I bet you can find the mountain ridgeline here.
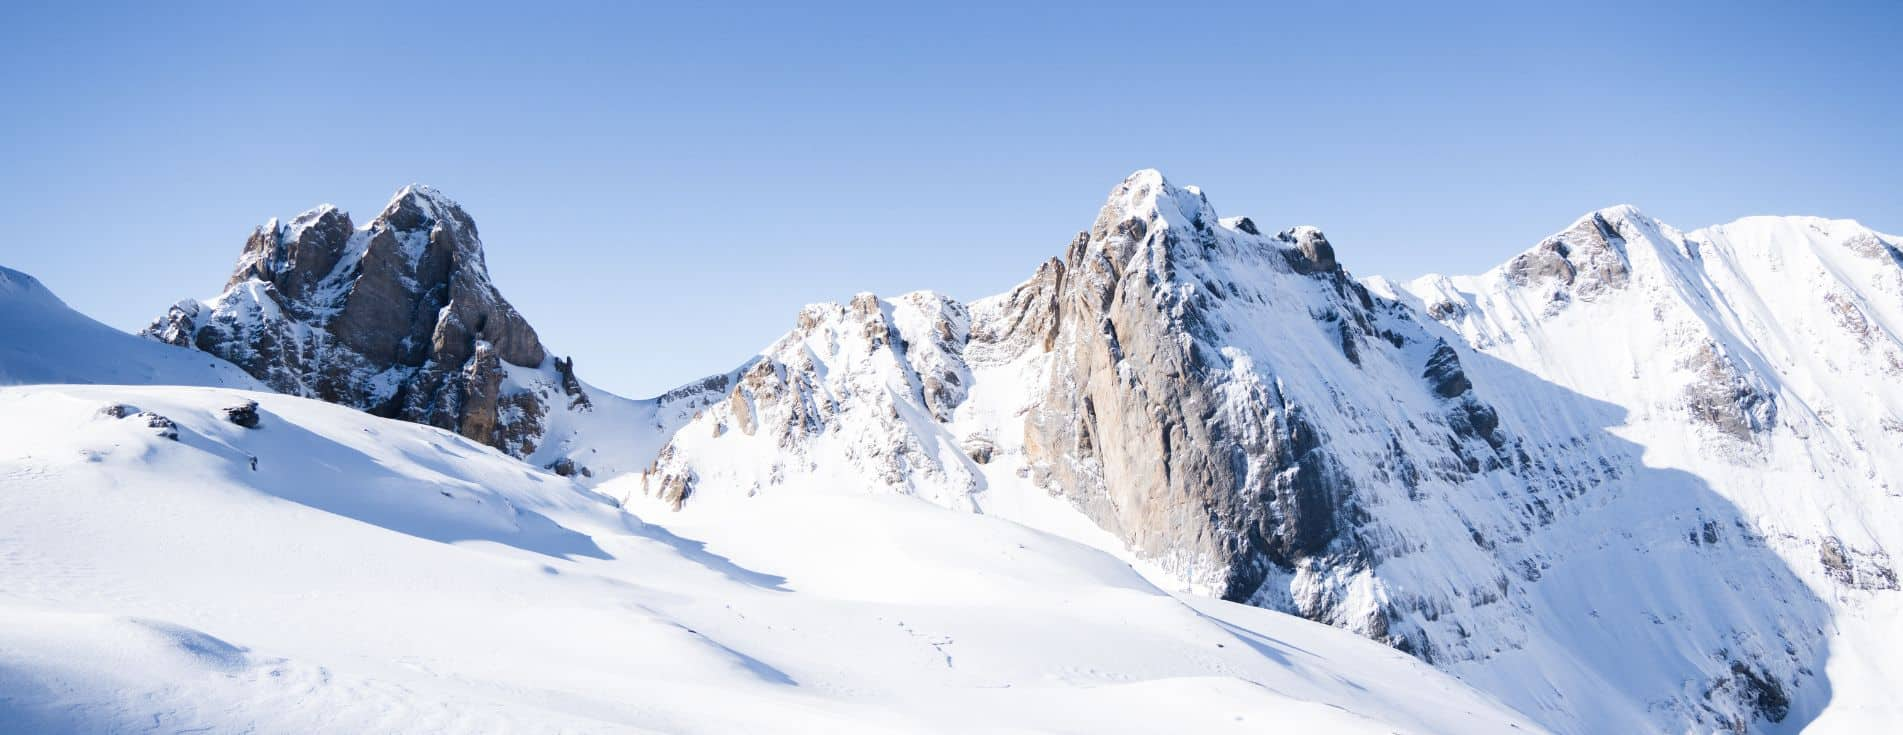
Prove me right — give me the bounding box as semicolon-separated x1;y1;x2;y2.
138;173;1903;734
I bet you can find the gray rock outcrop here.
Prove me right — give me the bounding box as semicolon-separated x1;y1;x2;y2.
145;185;577;457
222;400;261;428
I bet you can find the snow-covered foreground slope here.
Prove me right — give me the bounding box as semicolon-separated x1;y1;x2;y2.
0;382;1540;733
0;266;260;389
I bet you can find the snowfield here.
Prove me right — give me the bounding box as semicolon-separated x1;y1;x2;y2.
0;384;1538;733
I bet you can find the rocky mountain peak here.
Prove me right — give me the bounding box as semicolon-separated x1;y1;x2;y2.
1585;202;1651;225
1079;170;1351;286
1489;204;1662;302
377;184;480;242
146;185;563;457
1084;169;1220;263
226;204;353;300
1279;225;1338;273
1101;169;1213;223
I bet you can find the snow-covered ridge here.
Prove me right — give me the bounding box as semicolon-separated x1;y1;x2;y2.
1391;207;1903;732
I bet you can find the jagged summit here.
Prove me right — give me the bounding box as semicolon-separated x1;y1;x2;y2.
1395;204;1675;313
1082;169;1343;279
1580;202;1650;223
146;185;559;457
390;182;460;207
1095;169;1223;236
378;184;481;242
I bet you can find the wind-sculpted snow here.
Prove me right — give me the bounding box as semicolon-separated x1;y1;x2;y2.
635;172;1861;732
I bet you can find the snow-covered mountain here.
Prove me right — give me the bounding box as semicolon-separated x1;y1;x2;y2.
1387;208;1903;732
0;273;1537;733
4;171;1898;733
628;172;1900;733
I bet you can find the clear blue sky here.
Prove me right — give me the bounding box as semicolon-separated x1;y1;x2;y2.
4;2;1898;397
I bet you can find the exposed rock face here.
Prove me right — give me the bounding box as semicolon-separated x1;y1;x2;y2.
135;411;178;440
640;290;981;511
553;356;592;410
221;400;261;428
1015;174;1377;602
1501;210;1632;303
145;186;576;457
1282;225;1338;273
544;457;591;478
1422;340;1472;398
94;403;178;440
1678;341;1777;442
1818;537;1901;591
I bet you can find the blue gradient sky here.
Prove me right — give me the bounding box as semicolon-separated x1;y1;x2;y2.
4;1;1898;397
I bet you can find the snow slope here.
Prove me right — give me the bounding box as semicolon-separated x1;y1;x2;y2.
0;266;260;389
504;358;733;484
1390;209;1903;732
0;383;1539;734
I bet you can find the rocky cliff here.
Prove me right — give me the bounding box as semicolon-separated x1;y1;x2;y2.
147;186;589;462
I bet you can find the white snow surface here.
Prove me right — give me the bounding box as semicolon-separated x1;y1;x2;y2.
1390;209;1903;732
0;266;261;389
0;267;1537;731
0;383;1536;734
